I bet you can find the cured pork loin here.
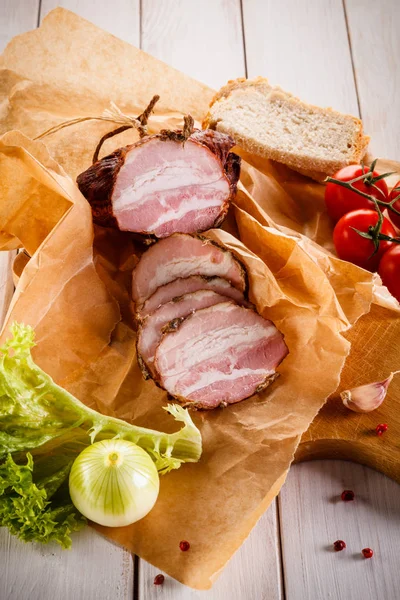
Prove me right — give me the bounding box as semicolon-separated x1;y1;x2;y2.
139;275;248;319
154;302;288;409
137;290;229;378
131;232;287;409
131;233;247;308
77;129;241;238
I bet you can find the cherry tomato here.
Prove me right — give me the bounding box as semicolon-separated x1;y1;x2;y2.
378;245;400;302
388;180;400;230
333;209;396;272
325;165;389;222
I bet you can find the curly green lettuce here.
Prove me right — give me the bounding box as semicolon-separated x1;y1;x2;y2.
0;454;86;548
0;323;202;548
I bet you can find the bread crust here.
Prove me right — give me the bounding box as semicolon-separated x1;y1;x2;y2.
203;77;370;180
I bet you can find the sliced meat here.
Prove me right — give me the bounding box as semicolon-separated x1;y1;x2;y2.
137;290;230;379
131;233;248;307
138;275;248;319
77;130;241;238
155;302;288;409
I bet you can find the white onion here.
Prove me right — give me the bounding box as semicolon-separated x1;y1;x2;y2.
69;439;159;527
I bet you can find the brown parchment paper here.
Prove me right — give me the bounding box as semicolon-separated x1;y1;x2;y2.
0;8;398;589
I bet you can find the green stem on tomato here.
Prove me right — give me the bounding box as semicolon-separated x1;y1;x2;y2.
325;177;400;218
391;190;400;204
349;195;400;259
370;197;383;255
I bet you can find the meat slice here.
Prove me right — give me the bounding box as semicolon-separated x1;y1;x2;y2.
77;130;241;238
137;290;230;378
138;275;247;319
131;233;247;307
155;302;288;409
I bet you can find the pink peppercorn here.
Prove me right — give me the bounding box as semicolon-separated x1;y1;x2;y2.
333;540;346;552
376;423;388;436
179;540;190;552
341;490;355;502
154;574;165;585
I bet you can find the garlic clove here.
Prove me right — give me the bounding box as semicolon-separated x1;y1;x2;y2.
341;371;399;413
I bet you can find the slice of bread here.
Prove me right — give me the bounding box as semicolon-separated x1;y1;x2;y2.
203;77;369;181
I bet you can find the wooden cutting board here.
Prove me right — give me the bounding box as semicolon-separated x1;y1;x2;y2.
297;303;400;483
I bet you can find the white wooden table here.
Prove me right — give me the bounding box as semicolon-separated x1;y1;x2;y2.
1;1;400;599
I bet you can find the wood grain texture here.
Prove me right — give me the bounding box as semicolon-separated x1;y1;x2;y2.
298;304;400;483
0;0;39;52
40;0;140;45
344;0;400;159
297;0;400;484
141;0;246;89
242;0;359;114
280;461;400;600
139;507;282;600
138;1;283;594
0;528;134;600
0;5;137;599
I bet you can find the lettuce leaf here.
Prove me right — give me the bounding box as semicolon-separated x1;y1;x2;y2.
0;454;86;549
0;322;202;547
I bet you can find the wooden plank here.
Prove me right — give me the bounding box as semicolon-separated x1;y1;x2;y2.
242;0;359;114
139;506;283;599
0;5;136;600
344;0;400;158
297;0;400;483
240;2;357;597
40;0;140;46
0;0;39;52
239;4;400;600
141;0;246;89
0;528;134;600
279;461;400;600
138;1;282;595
